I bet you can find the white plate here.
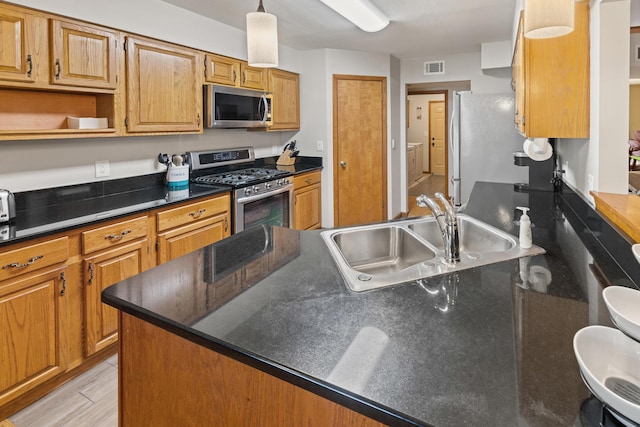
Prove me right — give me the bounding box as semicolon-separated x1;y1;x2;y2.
603;286;640;342
574;326;640;424
633;244;640;265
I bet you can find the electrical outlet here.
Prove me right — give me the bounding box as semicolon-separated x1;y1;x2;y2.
391;139;396;149
316;140;324;151
95;160;110;178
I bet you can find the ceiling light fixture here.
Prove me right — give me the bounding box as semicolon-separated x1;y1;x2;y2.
319;0;389;33
246;0;279;68
524;0;574;39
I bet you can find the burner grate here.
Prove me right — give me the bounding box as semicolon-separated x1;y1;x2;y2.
192;168;289;187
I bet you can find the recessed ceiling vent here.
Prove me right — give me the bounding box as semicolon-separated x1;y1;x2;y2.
424;61;445;75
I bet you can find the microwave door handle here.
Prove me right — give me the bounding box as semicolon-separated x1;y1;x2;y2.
259;94;268;124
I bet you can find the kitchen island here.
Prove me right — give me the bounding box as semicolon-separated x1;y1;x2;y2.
102;183;639;426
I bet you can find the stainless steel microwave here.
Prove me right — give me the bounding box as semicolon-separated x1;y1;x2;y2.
204;85;272;128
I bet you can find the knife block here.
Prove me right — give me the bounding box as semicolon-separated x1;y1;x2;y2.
276;150;296;166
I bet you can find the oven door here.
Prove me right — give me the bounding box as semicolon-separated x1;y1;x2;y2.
234;184;293;233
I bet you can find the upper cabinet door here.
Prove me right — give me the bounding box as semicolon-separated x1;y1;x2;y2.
268;69;300;131
204;53;238;86
125;36;201;133
50;19;117;90
0;9;35;83
239;63;266;91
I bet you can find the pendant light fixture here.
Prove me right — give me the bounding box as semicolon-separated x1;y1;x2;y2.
246;0;279;68
319;0;389;33
524;0;574;39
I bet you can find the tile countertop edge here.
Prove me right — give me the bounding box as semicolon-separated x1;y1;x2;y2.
101;294;428;427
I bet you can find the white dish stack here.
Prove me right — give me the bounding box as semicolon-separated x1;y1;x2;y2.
574;285;640;426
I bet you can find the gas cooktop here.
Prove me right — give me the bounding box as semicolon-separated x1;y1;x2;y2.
192;168;289;188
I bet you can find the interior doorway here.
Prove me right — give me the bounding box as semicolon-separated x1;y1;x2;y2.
406;91;447;217
405;81;471;217
333;74;387;227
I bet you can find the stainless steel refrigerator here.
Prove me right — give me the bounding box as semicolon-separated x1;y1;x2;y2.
450;91;528;207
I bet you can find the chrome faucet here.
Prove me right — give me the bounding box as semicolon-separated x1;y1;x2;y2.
416;192;461;263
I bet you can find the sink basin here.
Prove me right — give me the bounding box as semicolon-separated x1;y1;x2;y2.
321;214;545;292
409;216;515;253
331;225;436;275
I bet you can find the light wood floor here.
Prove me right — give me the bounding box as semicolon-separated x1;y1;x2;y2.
408;174;446;217
8;355;118;427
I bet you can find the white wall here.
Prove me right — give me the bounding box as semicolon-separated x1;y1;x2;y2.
1;0;300;192
557;0;630;201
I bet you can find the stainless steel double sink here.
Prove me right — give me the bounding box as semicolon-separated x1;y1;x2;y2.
321;214;545;292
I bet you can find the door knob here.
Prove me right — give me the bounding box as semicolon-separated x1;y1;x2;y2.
340;161;347;168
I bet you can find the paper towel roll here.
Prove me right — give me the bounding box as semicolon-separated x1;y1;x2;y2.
523;138;553;161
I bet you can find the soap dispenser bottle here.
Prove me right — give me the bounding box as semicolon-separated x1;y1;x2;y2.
517;207;532;249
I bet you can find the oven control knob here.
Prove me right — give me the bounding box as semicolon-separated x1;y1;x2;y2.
284;178;290;185
265;182;272;189
244;188;252;196
252;186;260;193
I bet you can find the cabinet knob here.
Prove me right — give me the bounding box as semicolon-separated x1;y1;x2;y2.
340;161;347;168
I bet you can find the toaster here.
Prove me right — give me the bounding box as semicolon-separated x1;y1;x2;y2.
0;189;16;223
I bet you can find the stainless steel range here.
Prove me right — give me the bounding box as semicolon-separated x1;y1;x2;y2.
187;147;293;234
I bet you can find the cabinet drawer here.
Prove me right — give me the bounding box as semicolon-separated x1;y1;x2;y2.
294;171;321;188
0;237;69;282
82;216;148;255
157;195;230;232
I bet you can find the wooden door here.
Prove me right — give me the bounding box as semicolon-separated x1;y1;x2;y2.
50;19;117;89
126;36;201;132
0;8;35;83
84;241;146;356
0;267;67;406
333;75;387;227
429;101;446;176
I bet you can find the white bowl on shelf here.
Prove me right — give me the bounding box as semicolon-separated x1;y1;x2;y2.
603;286;640;342
573;325;640;425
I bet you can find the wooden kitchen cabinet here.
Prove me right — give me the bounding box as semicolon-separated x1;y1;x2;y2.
204;53;267;91
125;35;202;133
268;68;300;131
512;1;590;138
156;194;231;264
81;216;150;356
293;171;322;230
50;19;118;90
0;234;71;408
0;3;118;139
0;6;42;84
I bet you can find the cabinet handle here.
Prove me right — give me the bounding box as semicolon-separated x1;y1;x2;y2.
105;229;132;240
197;113;201;126
189;209;206;219
60;272;67;296
232;68;237;84
54;59;61;80
2;255;44;270
224;217;228;232
305;178;312;184
510;78;515;92
26;54;33;77
242;71;246;85
88;262;94;284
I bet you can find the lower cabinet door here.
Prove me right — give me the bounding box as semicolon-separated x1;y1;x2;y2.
0;267;68;406
156;214;230;264
294;184;321;230
84;240;147;356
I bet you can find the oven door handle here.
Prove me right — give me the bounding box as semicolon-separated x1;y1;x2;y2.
236;184;293;205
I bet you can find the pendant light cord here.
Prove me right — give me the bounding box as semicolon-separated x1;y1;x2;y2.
257;0;265;13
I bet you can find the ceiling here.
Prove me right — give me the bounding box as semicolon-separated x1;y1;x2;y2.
160;0;517;59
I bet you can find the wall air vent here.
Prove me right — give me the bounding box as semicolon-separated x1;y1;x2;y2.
424;61;445;75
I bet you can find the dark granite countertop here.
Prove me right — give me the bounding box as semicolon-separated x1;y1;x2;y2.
0;157;322;247
102;182;639;427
